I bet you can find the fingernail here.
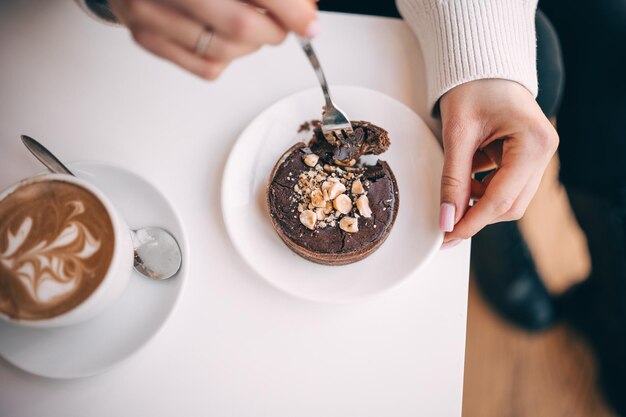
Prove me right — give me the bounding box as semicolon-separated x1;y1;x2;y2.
306;20;320;38
441;239;462;250
439;203;456;232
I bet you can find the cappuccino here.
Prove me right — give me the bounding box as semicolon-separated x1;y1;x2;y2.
0;179;115;321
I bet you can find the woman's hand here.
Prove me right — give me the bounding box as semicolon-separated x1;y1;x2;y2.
108;0;318;79
438;79;559;247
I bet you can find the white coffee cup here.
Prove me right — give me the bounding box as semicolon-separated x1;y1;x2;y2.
0;174;133;327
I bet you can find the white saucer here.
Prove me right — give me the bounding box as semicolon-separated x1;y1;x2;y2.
0;162;188;379
222;86;443;303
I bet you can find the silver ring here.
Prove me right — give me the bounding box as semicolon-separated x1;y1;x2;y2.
195;29;214;56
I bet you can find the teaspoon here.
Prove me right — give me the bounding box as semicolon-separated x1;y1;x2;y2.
20;134;182;281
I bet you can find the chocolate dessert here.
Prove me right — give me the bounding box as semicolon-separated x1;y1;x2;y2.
268;121;399;265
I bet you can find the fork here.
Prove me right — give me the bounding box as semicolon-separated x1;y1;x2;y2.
298;36;354;145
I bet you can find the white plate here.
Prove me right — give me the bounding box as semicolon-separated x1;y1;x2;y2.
0;162;188;379
222;86;443;303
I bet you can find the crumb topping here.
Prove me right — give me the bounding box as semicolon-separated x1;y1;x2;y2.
290;152;372;233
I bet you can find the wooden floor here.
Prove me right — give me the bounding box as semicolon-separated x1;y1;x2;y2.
462;157;617;417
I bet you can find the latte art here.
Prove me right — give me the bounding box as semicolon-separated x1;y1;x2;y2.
0;180;115;320
1;201;102;303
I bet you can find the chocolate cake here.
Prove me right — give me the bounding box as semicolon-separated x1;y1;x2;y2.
267;121;399;265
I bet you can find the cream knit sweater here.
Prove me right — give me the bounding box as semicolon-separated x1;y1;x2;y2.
79;0;539;113
396;0;538;112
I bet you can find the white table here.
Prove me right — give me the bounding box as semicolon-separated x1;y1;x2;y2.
0;3;470;416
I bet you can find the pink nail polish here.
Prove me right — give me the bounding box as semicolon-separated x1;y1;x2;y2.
441;239;462;250
306;20;320;38
439;203;456;232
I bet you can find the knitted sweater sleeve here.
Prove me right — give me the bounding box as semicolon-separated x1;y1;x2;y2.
395;0;539;114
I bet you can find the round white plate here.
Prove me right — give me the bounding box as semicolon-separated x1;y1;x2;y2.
222;86;443;303
0;162;188;379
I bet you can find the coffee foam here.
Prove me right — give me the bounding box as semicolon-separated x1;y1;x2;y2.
0;179;115;320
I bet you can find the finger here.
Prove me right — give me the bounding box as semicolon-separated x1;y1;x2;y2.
492;171;544;222
167;0;287;46
443;203;470;243
203;35;261;61
472;148;497;173
251;0;318;36
447;162;533;239
126;2;262;61
439;121;481;232
132;30;227;80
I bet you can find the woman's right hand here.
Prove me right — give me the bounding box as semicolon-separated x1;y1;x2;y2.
108;0;319;79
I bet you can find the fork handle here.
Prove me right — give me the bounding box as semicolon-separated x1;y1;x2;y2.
297;36;335;110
